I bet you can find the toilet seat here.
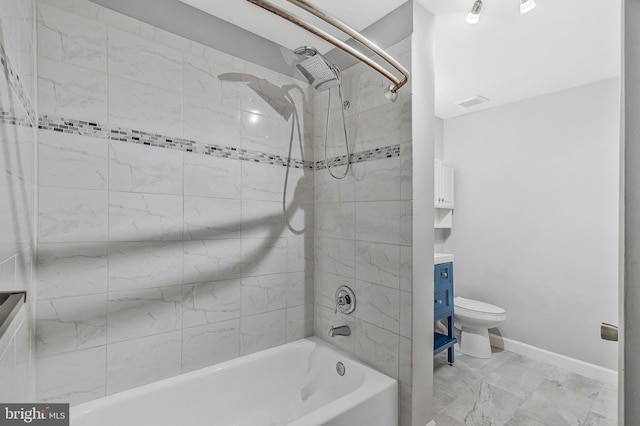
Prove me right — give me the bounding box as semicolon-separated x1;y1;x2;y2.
454;296;505;316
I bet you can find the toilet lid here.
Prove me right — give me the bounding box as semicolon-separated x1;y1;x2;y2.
454;297;505;315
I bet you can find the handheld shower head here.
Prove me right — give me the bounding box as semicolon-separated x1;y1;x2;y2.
294;46;340;92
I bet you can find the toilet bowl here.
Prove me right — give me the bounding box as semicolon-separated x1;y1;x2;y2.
454;296;506;359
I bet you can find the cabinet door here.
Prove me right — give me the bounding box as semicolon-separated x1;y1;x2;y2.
439;163;454;209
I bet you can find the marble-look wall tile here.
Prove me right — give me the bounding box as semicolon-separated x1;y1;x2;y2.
354;157;401;202
183;153;241;199
354;95;411;152
36;295;107;356
287;304;313;342
241;161;286;202
107;241;183;291
314;168;355;203
315;237;355;278
108;192;183;241
182;279;241;328
109;141;183;195
399;246;412;293
354;319;399;379
400;291;412;339
108;27;181;91
315;202;355;239
183;97;241;148
181;319;240;373
355;280;400;333
0;257;16;289
0;341;16;403
37;2;107;72
355;201;401;245
241;237;287;277
37;242;107;299
183;239;242;284
400;142;412;201
39;130;108;190
399;336;412;385
182;54;240;109
108;75;181;137
39;187;108;243
38;57;107;124
36;346;106;405
184;197;242;240
106;331;181;395
400;201;412;246
285;167;314;204
241;200;284;239
355;241;400;289
399;382;412;426
241;111;291;158
240;274;287;316
138;23;190;53
287;235;313;273
240;309;286;356
106;286;182;343
286;270;314;307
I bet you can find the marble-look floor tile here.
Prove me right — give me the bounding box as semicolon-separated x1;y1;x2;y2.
444;381;525;426
505;412;548;426
515;377;597;425
589;383;617;421
433;359;483;414
583;412;617;426
432;410;465;426
484;354;555;399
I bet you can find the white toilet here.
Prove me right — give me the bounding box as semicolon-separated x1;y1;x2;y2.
454;296;506;359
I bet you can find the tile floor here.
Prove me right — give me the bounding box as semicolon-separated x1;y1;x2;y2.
433;347;617;425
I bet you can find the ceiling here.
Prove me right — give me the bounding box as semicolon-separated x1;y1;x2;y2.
179;0;409;54
418;0;621;118
103;0;621;120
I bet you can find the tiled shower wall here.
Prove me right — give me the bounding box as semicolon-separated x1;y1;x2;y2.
0;0;36;403
34;0;314;404
312;37;414;425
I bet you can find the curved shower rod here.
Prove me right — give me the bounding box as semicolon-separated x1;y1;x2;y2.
246;0;410;101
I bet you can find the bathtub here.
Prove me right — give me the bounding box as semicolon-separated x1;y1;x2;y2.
70;337;398;426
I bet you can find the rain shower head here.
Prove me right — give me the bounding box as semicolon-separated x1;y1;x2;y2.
294;46;340;92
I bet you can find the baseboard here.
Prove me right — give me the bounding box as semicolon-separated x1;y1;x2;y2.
489;333;617;386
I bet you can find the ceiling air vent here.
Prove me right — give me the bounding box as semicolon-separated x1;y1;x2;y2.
455;96;489;108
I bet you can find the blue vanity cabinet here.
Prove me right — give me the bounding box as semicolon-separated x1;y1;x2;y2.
434;261;456;364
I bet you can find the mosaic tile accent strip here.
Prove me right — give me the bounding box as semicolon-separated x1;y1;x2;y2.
315;145;401;170
38;114;314;170
0;43;36;124
0;111;34;128
3;110;400;171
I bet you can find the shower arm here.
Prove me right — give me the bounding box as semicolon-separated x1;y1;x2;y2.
246;0;410;99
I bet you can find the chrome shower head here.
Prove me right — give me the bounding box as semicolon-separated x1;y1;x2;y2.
294;45;340;92
293;46;319;57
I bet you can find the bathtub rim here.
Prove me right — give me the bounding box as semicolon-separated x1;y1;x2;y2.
70;336;398;424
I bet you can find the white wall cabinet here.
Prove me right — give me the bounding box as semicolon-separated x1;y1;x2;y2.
435;159;454;228
435;159;454;209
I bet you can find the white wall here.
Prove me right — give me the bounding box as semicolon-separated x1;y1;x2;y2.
411;3;436;426
442;78;620;370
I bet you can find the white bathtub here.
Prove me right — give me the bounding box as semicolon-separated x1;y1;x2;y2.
71;337;398;426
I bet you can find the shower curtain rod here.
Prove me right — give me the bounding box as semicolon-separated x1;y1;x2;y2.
246;0;410;100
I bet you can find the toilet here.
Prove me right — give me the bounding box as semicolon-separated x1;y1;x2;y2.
454;296;506;359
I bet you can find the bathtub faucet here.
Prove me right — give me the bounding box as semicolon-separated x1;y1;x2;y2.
328;325;351;337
